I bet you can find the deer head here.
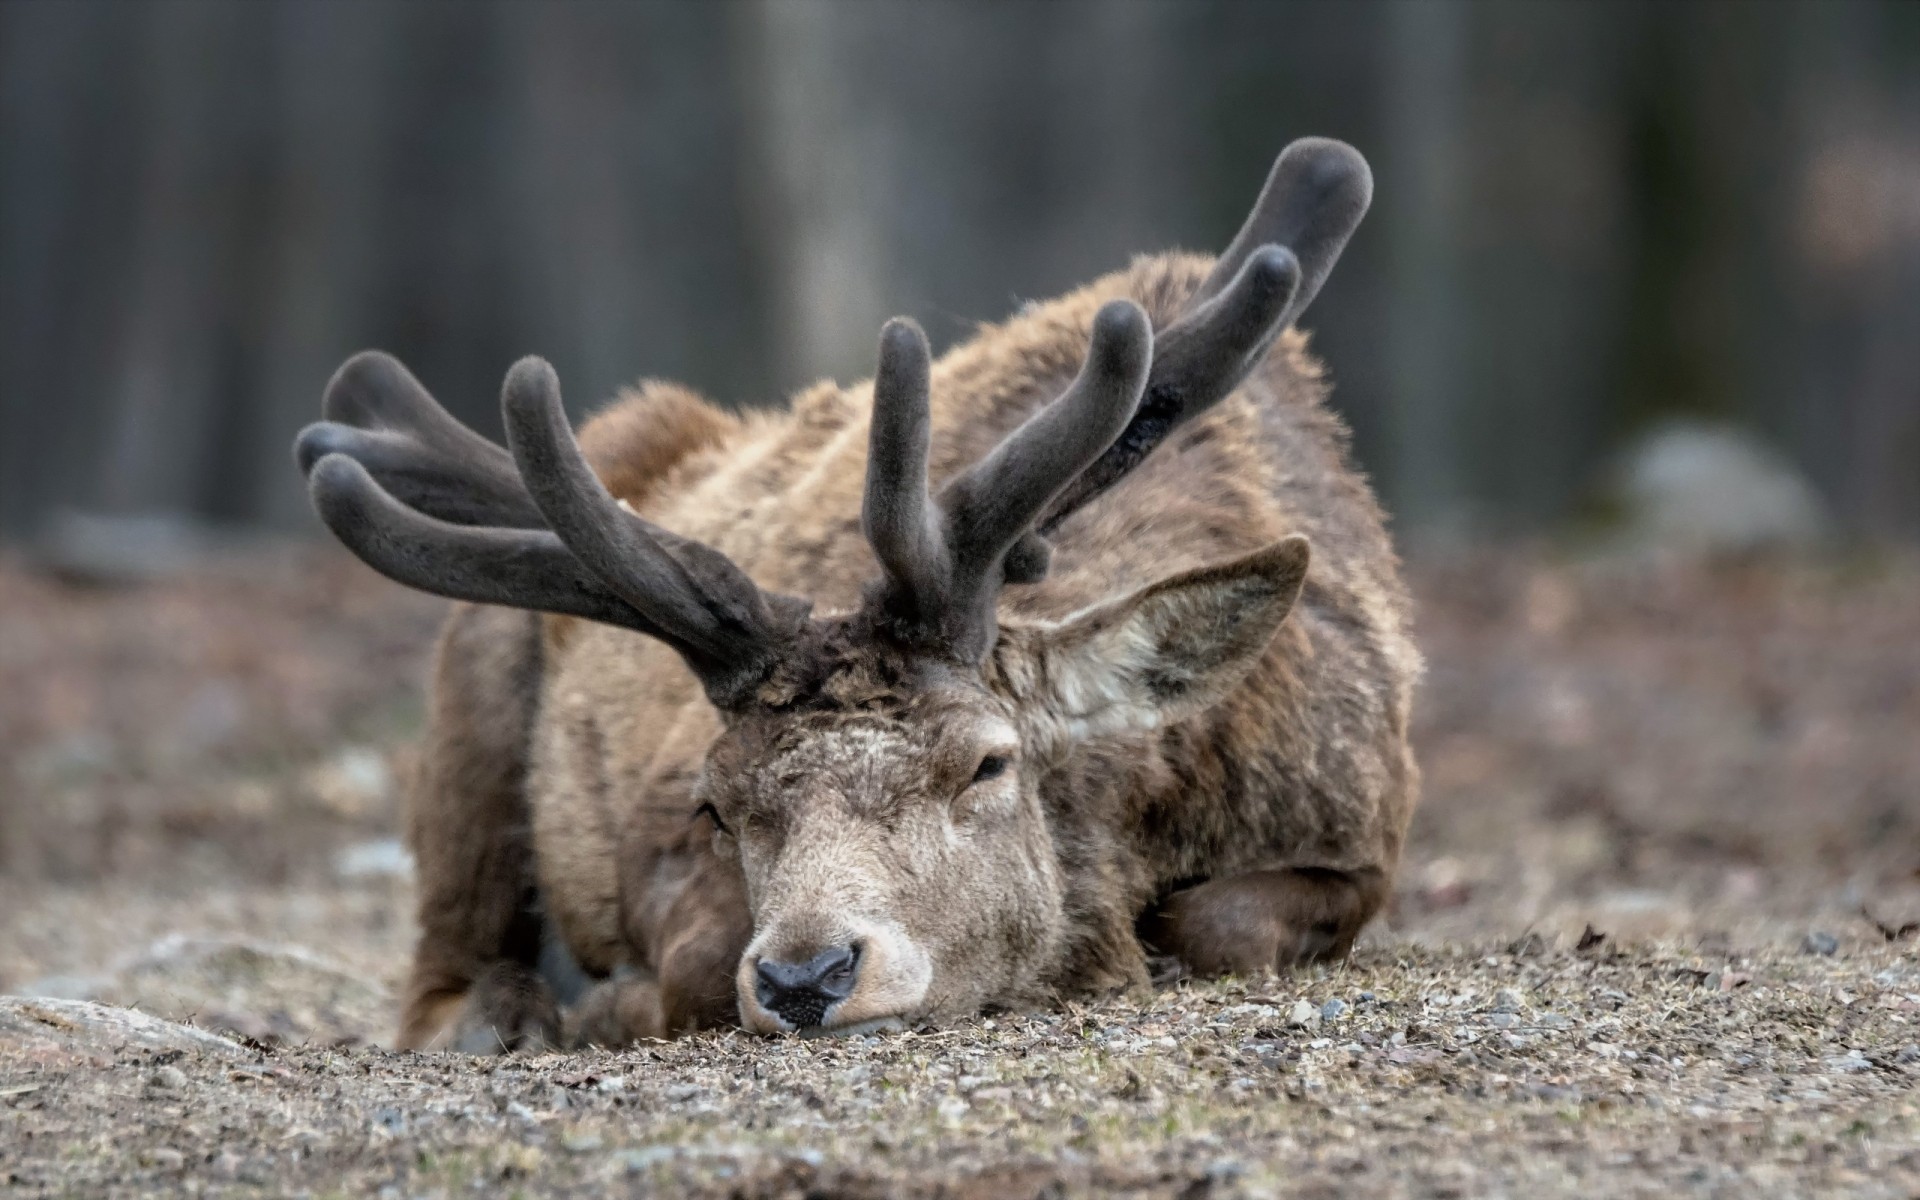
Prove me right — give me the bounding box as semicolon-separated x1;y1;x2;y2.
296;138;1370;1034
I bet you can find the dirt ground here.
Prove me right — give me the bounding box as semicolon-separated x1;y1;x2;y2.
3;542;1918;1198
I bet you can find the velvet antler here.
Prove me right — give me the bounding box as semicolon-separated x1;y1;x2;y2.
860;301;1153;661
1016;137;1372;558
300;357;805;706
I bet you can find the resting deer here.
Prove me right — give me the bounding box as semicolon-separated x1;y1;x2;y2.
296;137;1419;1050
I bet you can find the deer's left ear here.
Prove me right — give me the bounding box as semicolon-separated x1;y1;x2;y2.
998;536;1309;741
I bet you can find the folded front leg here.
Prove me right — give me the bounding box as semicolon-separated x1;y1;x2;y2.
567;970;666;1047
567;850;755;1047
443;961;561;1054
1139;866;1387;978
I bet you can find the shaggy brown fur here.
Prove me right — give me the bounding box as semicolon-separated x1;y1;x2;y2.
300;140;1420;1049
384;247;1418;1049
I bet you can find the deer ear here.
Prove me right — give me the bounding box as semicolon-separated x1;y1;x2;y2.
1007;536;1309;741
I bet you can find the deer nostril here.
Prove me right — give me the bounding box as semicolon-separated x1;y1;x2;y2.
753;943;862;1027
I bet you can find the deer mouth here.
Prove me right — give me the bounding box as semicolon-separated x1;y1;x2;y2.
795;1015;907;1039
737;919;933;1037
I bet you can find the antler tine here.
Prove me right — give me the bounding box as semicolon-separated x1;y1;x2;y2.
307;453;658;632
862;300;1151;660
499;357;798;682
1035;248;1299;537
862;319;949;613
939;300;1152;577
295;422;545;529
1017;138;1371;552
295;351;545;529
1196;137;1373;323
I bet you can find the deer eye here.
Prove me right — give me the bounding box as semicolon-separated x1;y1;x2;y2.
970;754;1011;786
692;801;731;836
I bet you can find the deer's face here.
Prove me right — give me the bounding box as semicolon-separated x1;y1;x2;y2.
698;531;1311;1035
702;671;1064;1035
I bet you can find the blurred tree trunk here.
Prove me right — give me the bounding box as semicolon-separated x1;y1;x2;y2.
246;1;403;527
1381;0;1469;535
93;1;264;521
730;0;893;391
0;1;139;535
1788;0;1920;536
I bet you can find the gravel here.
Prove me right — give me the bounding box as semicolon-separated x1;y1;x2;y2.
5;939;1918;1197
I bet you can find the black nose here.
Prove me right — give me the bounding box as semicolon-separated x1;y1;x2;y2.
754;943;861;1028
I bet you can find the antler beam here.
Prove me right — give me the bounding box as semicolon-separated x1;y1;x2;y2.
862;300;1152;662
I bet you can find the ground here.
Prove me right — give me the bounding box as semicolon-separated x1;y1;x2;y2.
2;542;1918;1198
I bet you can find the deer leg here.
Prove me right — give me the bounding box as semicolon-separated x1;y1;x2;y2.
566;967;665;1047
564;853;752;1047
396;604;553;1051
654;858;754;1036
445;960;561;1053
1139;866;1387;978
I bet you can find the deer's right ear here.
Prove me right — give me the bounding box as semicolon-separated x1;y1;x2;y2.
996;536;1310;743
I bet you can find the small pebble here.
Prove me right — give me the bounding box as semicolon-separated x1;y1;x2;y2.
1803;931;1839;957
142;1147;186;1172
1894;1045;1920;1065
1492;988;1525;1014
1489;1011;1518;1029
561;1132;604;1154
1320;998;1348;1021
616;1146;675;1175
1286;1000;1320;1028
149;1065;189;1091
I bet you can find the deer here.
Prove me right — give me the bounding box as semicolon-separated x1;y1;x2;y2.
294;137;1419;1051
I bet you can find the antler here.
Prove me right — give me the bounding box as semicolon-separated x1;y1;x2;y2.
295;352;546;530
301;137;1368;680
299;357;805;706
1013;137;1372;559
861;300;1153;662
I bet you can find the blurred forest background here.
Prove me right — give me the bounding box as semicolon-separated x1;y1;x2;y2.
2;0;1918;555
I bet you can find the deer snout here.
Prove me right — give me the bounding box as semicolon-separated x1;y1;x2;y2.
753;942;861;1029
737;916;931;1036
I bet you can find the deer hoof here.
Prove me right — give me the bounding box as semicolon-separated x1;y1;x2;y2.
565;974;666;1048
448;962;561;1055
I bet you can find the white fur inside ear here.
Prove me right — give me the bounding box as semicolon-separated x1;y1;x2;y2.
1048;617;1170;740
1028;537;1310;741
